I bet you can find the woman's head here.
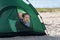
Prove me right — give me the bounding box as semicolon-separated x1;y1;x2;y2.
22;13;30;23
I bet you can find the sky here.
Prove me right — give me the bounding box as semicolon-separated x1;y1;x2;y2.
28;0;60;8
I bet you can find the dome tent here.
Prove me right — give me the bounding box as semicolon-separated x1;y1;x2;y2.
0;0;46;37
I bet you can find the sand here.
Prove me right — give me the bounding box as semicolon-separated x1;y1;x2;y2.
39;12;60;36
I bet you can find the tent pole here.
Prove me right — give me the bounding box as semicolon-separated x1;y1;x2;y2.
39;14;49;36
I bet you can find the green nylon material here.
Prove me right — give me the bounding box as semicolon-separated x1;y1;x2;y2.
0;0;46;33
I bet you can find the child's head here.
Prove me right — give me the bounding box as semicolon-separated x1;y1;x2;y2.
18;13;23;19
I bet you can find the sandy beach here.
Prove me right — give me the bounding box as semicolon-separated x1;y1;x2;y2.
39;12;60;36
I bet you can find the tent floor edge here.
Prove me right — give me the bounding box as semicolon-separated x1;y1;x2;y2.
0;32;46;38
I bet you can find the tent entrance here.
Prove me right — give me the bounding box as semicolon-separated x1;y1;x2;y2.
8;7;33;32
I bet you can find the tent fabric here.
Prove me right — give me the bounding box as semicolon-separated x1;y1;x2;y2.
17;9;26;13
0;0;46;33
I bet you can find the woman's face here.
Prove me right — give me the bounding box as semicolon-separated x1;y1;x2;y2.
23;15;30;23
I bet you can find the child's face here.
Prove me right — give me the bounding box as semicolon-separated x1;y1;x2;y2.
18;13;23;19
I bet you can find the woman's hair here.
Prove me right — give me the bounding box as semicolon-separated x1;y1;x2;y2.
22;13;30;18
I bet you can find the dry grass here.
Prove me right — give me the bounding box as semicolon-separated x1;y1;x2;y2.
36;8;60;12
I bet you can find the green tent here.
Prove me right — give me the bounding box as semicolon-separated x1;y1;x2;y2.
0;0;46;36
